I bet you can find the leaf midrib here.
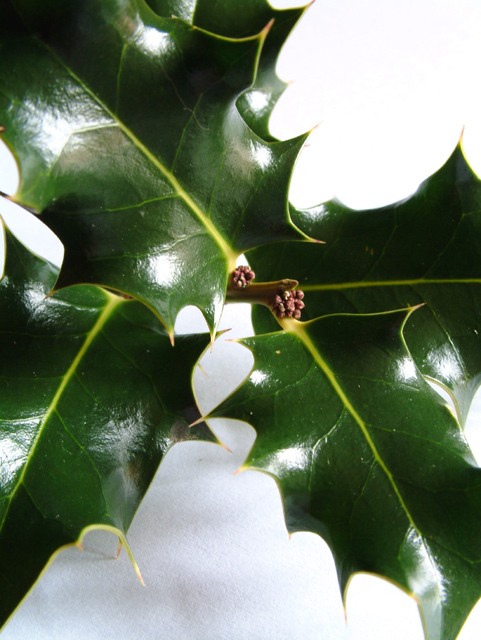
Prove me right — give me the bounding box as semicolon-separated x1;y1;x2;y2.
0;292;122;532
289;321;448;606
291;322;419;533
17;17;237;266
303;278;481;291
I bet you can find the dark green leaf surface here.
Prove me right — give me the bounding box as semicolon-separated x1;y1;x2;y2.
0;219;213;627
211;310;481;640
146;0;307;140
248;143;481;423
147;0;300;37
0;0;306;334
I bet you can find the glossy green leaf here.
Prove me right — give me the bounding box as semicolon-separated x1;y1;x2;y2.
248;143;481;423
210;310;481;640
145;0;307;140
0;218;214;627
0;0;306;335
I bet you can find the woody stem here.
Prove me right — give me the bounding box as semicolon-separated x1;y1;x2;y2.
226;279;298;308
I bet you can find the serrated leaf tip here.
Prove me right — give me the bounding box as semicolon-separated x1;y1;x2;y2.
121;535;145;587
234;464;248;476
262;18;275;37
188;415;206;428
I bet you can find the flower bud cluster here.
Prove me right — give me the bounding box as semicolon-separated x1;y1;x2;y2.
232;265;255;288
273;289;305;319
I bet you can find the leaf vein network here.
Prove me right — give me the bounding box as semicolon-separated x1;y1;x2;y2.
414;293;468;381
0;295;121;533
55;408;107;488
98;328;168;412
294;326;427;541
85;230;210;262
170;92;205;172
307;408;346;498
366;421;470;458
22;27;234;261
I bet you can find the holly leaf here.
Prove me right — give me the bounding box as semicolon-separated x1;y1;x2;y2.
0;218;215;627
209;309;481;640
248;143;481;424
145;0;307;140
0;0;306;336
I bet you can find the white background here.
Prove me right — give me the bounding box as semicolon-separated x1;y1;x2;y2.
1;0;481;638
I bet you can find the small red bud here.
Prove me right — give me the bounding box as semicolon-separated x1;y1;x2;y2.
272;288;306;319
232;266;255;288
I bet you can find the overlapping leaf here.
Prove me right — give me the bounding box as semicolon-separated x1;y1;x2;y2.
0;219;215;627
210;310;481;640
0;0;306;335
248;143;481;423
145;0;307;140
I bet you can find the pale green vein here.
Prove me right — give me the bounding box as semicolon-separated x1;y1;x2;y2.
55;409;105;489
290;322;418;533
347;458;376;529
115;119;235;261
170;93;204;173
423;300;468;382
281;321;475;592
52;193;180;216
303;278;481;291
308;409;345;498
115;43;128;115
37;38;236;266
208;146;228;217
340;458;377;570
0;293;122;532
86;230;207;262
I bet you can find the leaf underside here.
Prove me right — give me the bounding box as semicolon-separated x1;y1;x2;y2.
0;220;214;626
211;310;481;640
